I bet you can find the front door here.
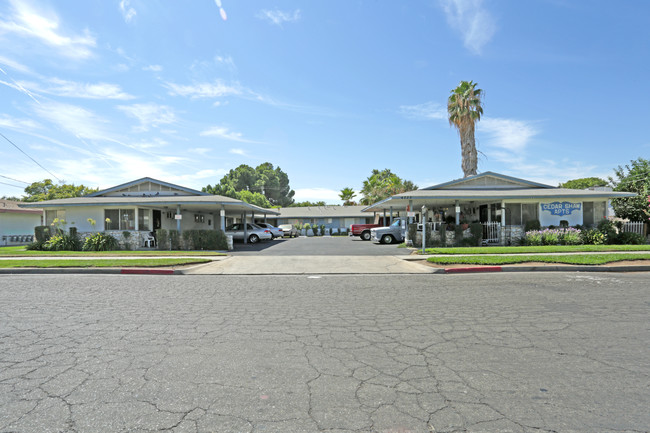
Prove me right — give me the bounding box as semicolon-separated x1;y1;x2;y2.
153;210;162;231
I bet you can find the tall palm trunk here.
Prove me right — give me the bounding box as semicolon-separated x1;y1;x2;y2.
460;122;477;177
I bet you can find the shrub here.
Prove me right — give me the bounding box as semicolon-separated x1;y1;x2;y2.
560;228;582;245
122;231;132;250
524;230;543;246
617;232;646;245
454;224;464;246
581;229;606;245
26;240;47;250
178;230;227;250
34;226;50;243
541;229;561;245
44;233;82;251
597;219;619;244
168;230;181;250
156;229;169;250
524;220;541;232
320;224;325;236
83;232;120;251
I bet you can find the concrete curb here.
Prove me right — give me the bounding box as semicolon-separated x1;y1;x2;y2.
439;265;650;274
0;268;182;275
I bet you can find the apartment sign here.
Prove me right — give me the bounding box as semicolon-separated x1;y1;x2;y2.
541;202;581;216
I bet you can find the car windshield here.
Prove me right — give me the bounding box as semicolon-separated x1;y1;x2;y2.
391;220;401;227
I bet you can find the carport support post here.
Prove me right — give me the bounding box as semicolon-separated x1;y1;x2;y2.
264;214;267;223
220;208;225;232
383;209;387;226
455;200;460;225
421;206;427;254
243;212;247;244
389;206;393;225
176;205;181;233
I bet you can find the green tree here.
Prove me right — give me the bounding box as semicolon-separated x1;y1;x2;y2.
290;201;327;207
22;179;98;202
448;80;484;178
203;163;295;207
339;187;357;206
359;169;417;205
609;157;650;221
236;190;272;208
559;177;608;189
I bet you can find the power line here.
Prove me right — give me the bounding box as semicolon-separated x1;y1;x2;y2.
0;180;25;189
0;174;29;184
0;131;62;182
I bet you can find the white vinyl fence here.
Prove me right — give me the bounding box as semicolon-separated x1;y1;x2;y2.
622;221;645;235
482;222;500;244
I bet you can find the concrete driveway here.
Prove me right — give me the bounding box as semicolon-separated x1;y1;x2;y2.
229;235;412;256
188;236;429;274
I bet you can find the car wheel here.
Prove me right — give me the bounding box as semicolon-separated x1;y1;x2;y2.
381;234;394;244
361;231;371;241
249;234;259;244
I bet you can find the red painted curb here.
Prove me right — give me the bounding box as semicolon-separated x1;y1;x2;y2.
120;269;174;275
445;266;502;274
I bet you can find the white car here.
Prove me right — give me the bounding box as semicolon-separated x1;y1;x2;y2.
225;223;272;243
278;224;298;238
255;223;284;239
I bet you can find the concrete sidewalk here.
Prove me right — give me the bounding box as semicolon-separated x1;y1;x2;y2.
183;255;436;274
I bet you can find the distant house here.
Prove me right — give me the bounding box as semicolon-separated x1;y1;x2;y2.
362;171;637;245
1;200;42;245
19;177;279;247
266;205;374;230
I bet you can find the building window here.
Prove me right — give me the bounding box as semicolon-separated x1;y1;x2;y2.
521;203;538;225
45;210;66;226
138;208;150;231
104;209;135;230
505;203;522;225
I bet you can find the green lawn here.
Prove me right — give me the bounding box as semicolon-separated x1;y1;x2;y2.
423;245;650;255
0;258;212;268
427;253;650;266
0;246;226;257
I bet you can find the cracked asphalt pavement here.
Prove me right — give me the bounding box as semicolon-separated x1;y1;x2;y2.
0;273;648;432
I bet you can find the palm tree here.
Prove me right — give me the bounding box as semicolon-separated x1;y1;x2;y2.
339;187;357;206
448;80;484;177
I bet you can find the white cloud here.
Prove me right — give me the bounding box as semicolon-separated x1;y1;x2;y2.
119;0;137;23
439;0;496;55
399;101;447;120
293;188;341;204
479;117;538;154
0;55;32;74
117;103;177;132
33;101;110;140
0;0;96;59
0;114;41;131
200;126;260;143
229;148;247;156
165;80;242;99
17;78;134;100
143;64;163;72
256;9;301;26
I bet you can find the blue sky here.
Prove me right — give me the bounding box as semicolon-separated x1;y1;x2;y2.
1;0;648;203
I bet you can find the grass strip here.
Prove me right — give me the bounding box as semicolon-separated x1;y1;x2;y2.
0;258;211;268
423;245;650;255
0;246;225;257
427;253;650;266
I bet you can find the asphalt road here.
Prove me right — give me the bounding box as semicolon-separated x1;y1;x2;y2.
229;235;413;256
0;273;648;432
